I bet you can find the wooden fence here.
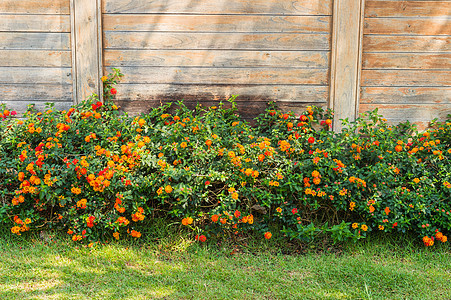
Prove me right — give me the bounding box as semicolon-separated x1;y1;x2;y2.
1;0;450;130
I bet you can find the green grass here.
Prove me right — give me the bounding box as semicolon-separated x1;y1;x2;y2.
0;225;450;300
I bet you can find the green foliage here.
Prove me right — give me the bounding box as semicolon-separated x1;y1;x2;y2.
0;70;450;248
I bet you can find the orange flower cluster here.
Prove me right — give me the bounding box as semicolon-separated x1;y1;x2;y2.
132;207;145;222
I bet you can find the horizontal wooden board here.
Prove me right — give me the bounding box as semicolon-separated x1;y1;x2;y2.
0;101;73;116
0;0;70;14
0;50;71;67
0;67;72;84
110;83;329;103
364;18;451;35
104;50;329;68
102;0;332;15
363;35;451;52
103;15;331;33
0;15;70;32
361;70;451;86
365;1;451;18
113;66;329;85
0;33;71;50
104;32;330;50
363;53;451;69
114;99;326;121
0;84;72;101
360;87;451;104
359;104;451;129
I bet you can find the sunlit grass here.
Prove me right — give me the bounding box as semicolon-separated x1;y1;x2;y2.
0;226;450;300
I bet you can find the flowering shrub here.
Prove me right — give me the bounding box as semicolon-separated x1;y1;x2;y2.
0;70;449;247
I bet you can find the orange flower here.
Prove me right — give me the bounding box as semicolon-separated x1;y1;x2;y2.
165;185;173;193
395;145;402;152
130;230;141;238
234;210;241;218
113;232;120;240
264;232;272;240
384;207;390;215
220;218;227;224
211;214;219;222
182;217;193;225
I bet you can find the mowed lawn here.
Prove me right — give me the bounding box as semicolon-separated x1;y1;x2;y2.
0;229;450;300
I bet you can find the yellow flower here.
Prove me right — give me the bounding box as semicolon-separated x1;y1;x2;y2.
378;225;384;230
361;224;368;231
165;185;173;193
101;76;108;82
276;207;282;213
352;223;358;229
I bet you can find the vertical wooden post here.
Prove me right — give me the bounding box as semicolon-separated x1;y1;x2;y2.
329;0;365;131
70;0;103;104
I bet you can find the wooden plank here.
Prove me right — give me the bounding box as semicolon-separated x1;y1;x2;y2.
0;101;73;116
111;83;329;103
364;18;451;35
0;33;70;50
0;50;71;67
363;53;451;69
365;1;451;18
360;87;451;104
70;0;103;103
363;35;451;52
329;0;365;131
103;15;331;33
104;32;330;50
361;70;451;86
102;0;332;15
114;66;329;85
0;67;72;84
0;0;70;14
0;84;72;101
104;50;330;68
359;103;451;125
0;15;70;32
113;99;327;121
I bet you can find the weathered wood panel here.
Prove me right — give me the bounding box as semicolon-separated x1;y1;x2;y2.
0;33;71;50
104;32;330;50
365;1;451;18
70;0;103;103
363;53;451;69
0;101;73;116
114;99;326;121
361;70;451;86
365;18;451;35
0;15;71;32
0;84;72;101
0;50;71;67
102;0;333;15
114;67;328;85
0;0;70;14
112;84;329;103
103;15;331;33
363;35;451;52
361;87;451;104
0;67;72;84
359;104;451;124
329;0;365;131
104;50;329;68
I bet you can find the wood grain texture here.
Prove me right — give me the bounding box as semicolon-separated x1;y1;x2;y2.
104;32;330;50
0;101;73;116
70;0;102;103
0;67;72;84
102;0;332;15
0;50;71;67
104;50;329;68
103;15;331;33
364;18;451;35
111;83;329;103
0;33;71;50
0;15;70;32
330;0;365;131
361;70;451;86
363;53;451;69
365;1;451;18
359;103;451;124
0;0;70;14
113;99;326;122
363;35;451;52
0;84;72;101
360;87;451;104
114;66;329;85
